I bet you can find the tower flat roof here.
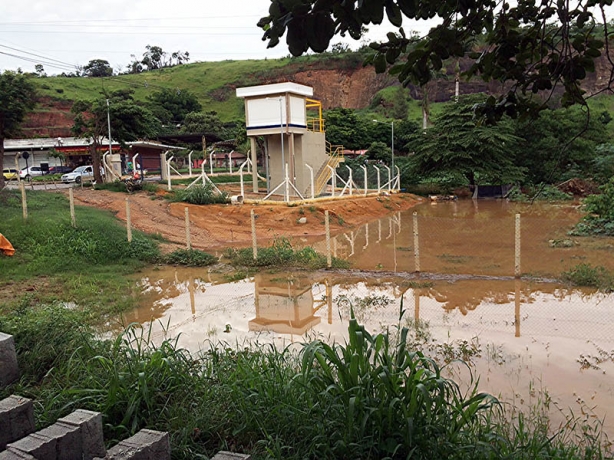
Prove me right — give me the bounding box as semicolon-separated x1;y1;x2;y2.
236;82;313;98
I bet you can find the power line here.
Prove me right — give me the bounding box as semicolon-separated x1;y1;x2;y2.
0;51;77;72
0;15;260;25
0;30;261;36
0;44;78;68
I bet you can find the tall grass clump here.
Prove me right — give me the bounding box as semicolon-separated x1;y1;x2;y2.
224;237;349;269
561;263;614;291
174;183;229;205
164;249;218;266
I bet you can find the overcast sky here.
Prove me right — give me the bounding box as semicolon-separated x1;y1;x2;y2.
0;0;411;75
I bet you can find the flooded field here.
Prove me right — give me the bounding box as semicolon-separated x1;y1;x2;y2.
124;200;614;437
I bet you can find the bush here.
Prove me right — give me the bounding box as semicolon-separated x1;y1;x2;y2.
572;178;614;236
224;237;349;269
561;263;614;291
174;183;229;205
507;184;573;202
164;249;218;266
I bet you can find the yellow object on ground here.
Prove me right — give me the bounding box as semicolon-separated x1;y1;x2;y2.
0;233;15;256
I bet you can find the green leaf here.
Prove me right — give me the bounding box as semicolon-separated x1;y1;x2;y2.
385;0;403;27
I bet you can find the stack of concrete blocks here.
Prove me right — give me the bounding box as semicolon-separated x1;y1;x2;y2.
0;332;171;460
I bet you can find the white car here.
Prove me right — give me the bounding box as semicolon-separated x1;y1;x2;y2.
19;166;44;180
62;165;96;184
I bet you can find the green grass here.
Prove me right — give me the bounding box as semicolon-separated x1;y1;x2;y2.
0;189;160;316
561;263;614;291
224;237;350;269
164;249;218;267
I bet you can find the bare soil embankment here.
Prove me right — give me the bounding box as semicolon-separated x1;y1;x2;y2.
71;188;421;252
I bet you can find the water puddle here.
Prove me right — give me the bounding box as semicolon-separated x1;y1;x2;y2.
122;200;614;437
123;267;614;437
315;200;614;275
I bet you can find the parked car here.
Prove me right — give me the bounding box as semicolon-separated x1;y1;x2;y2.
61;165;99;184
19;166;44;180
3;168;18;180
48;165;73;174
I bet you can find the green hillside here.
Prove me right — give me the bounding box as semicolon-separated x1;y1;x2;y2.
33;52;368;122
31;51;614;134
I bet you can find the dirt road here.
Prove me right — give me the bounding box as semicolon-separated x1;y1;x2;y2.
71;188;421;251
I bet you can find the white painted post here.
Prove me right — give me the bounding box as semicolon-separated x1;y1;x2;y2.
383;165;392;192
374;166;381;193
188;151;193;177
346;165;353;196
69;188;76;228
515;213;521;277
413;212;420;272
209;150;214;175
325;210;331;268
20;181;27;220
167;156;174;191
332;166;337;197
126;198;132;242
327;165;335;198
229;152;233;174
185;207;191;250
251;209;258;260
395;165;401;190
305;164;314;199
361;165;368;195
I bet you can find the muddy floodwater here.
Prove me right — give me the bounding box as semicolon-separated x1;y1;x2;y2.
125;200;614;437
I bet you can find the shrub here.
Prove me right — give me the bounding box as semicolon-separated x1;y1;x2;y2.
164;249;218;266
561;263;613;291
572;178;614;235
224;237;349;269
174;183;229;205
507;184;573;202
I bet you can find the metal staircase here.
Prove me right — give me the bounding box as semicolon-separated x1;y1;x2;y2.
307;142;344;197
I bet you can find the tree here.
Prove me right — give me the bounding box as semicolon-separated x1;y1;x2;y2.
181;112;225;137
408;95;526;189
71;89;159;183
324;108;368;150
258;0;613;120
514;106;609;184
141;45;166;71
391;86;408;120
0;71;37;188
34;64;46;78
366;141;390;163
147;88;202;125
83;59;113;77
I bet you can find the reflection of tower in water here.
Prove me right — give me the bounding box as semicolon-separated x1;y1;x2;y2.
249;275;333;339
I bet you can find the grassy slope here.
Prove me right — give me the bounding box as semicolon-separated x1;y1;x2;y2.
35;58;294;121
32;52;614;134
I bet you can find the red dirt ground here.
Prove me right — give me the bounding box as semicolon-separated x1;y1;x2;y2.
70;188;421;251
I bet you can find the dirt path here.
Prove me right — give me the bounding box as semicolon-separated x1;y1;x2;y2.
71;188;421;251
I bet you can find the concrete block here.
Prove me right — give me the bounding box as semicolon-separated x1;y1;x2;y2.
7;432;57;459
57;409;106;459
211;452;252;460
0;333;19;387
104;429;170;460
0;449;36;459
37;421;82;460
0;396;35;450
